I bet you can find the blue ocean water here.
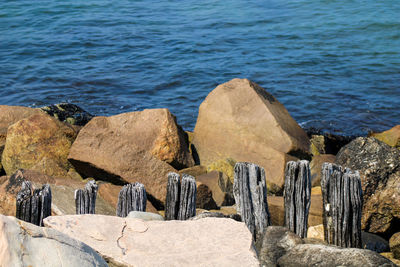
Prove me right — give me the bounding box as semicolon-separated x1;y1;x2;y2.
1;0;399;136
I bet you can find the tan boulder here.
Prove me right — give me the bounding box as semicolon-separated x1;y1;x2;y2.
310;154;336;187
197;171;234;207
372;125;400;148
1;113;77;176
179;165;207;177
44;215;259;267
268;194;323;227
207;158;236;185
193;79;310;193
0;169;115;217
68;109;194;205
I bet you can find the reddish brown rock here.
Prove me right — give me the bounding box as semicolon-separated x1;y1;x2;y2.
310;154;336;187
1;113;77;176
68;109;193;205
193;79;310;193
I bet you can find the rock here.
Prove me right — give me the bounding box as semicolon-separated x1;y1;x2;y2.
0;169;115;217
277;244;397;267
196;182;218;210
127;211;164;221
336;137;400;238
307;224;324;240
256;226;304;266
197;171;234;207
207;158;236;185
193;79;310;193
308;224;390;253
309;154;336;187
190;211;241;221
1;112;78;176
179;165;207;177
68;109;193;205
268;194;323;227
0;215;108;267
40;103;94;126
390;232;400;259
381;253;400;266
309;134;325;155
44;215;259;267
371;125;400;148
0;105;42;142
306;128;356;155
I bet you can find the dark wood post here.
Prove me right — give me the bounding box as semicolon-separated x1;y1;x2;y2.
16;181;52;226
321;163;363;248
284;160;311;238
177;174;197;220
233;162;271;240
116;182;147;217
75;180;98;214
165;172;181;220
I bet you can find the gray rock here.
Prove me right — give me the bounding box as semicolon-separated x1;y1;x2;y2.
127;211;164;221
277;244;397;267
190;211;241;222
0;214;108;267
255;226;304;267
362;231;389;253
336;137;400;237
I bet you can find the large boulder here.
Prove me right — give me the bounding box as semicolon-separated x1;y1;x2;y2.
336;137;400;237
44;215;259;267
371;125;400;148
68;109;194;205
1;112;78;177
277;244;396;267
193;79;310;193
0;215;108;267
0;169;115;216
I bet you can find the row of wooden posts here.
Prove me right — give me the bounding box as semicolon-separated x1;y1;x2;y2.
15;161;363;248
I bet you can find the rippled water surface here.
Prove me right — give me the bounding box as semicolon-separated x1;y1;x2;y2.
1;0;399;135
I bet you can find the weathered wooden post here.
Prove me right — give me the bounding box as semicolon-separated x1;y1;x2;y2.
75;180;98;214
16;181;52;226
116;182;147;217
233;162;271;240
321;163;363;248
284;160;311;238
165;172;181;220
177;174;197;220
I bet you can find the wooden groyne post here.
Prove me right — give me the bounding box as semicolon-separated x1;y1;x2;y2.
284;160;311;238
321;163;363;248
16;181;52;226
233;162;271;240
116;182;147;217
165;172;197;220
75;180;98;214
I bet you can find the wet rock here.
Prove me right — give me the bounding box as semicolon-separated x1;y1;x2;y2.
40;103;94;126
0;215;108;267
44;215;259;267
371;125;400;148
277;244;397;267
1;112;77;176
336;137;400;238
68;109;193;205
193;78;310;193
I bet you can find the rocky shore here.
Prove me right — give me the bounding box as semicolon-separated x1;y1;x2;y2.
0;78;399;266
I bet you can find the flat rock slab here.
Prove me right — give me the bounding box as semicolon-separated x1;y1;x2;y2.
44;215;259;267
0;214;107;267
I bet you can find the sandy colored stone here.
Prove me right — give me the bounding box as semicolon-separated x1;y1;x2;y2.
1;112;77;176
68;109;193;205
44;215;259;267
0;215;108;267
207;158;236;185
310;154;336;187
193;79;310;193
372;125;400;148
268;195;322;227
307;224;324;240
179;165;207;177
390;232;400;259
197;171;234;207
311;186;322;195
